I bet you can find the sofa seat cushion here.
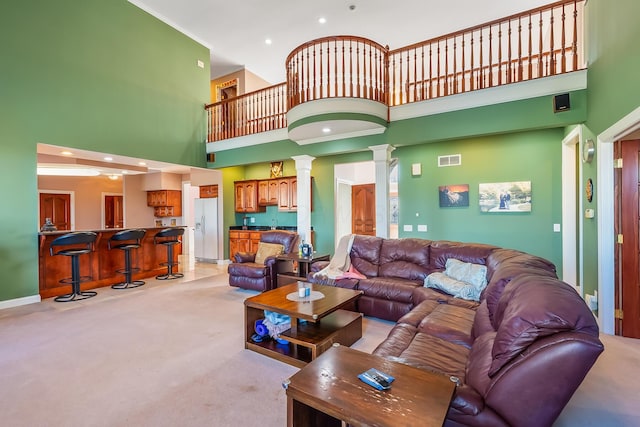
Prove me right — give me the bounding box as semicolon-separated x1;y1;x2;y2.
396;300;475;348
227;263;268;278
373;323;469;380
357;277;421;303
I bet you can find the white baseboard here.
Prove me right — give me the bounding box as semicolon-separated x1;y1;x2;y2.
0;294;41;310
217;259;231;265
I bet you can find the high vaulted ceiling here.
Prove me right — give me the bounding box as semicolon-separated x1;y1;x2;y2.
129;0;554;85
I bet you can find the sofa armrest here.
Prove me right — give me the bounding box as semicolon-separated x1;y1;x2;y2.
234;252;256;263
310;260;330;273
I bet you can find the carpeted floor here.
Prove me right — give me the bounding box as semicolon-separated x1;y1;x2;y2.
0;266;638;426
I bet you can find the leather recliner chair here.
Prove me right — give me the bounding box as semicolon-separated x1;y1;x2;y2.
228;230;299;292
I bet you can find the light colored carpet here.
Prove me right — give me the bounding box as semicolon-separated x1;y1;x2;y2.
0;269;638;426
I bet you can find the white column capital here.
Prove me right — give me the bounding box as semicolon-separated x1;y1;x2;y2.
368;144;395;162
292;155;315;171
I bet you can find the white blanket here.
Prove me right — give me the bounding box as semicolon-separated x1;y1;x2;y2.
313;234;355;283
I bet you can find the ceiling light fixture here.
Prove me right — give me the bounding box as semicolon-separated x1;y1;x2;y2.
138;162;146;166
108;174;119;180
322;127;331;133
265;38;272;45
104;156;113;161
318;17;326;24
60;151;73;156
37;167;101;177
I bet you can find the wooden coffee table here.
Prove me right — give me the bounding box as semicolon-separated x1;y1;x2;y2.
244;283;363;368
285;344;456;427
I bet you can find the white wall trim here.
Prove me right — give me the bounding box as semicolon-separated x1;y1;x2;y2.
206;129;288;152
0;295;41;310
390;70;587;122
561;126;581;293
597;106;640;334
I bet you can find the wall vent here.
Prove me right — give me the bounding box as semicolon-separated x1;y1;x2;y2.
438;154;461;167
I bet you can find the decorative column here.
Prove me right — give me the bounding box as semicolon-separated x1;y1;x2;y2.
292;155;315;244
369;144;395;238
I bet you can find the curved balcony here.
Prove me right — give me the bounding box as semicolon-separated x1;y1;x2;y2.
285;35;390;144
206;0;585;145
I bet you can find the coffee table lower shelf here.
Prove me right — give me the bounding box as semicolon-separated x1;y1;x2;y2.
245;309;362;368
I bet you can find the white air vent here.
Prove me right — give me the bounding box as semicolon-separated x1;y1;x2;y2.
438;154;462;167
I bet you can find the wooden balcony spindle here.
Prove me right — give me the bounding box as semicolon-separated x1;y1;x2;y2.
429;43;433;99
488;26;493;87
444;39;449;96
517;17;523;81
461;35;466;93
561;3;567;73
334;40;338;97
420;45;425;100
498;24;503;85
572;1;578;70
527;15;533;79
452;37;457;94
436;42;441;97
479;29;484;89
538;11;543;78
550;11;555;75
349;40;354;97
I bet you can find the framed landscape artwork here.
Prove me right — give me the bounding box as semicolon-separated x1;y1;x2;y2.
438;184;469;207
479;181;531;212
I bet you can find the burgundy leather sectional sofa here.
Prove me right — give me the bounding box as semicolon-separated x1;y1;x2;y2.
308;235;604;427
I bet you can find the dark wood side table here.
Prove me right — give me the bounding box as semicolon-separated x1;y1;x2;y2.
285;344;456;427
276;253;330;287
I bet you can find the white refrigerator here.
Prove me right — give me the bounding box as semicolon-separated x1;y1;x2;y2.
194;198;219;262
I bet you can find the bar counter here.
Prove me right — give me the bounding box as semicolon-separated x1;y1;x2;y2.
38;227;184;299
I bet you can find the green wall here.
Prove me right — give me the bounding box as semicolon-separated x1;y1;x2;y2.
0;0;210;302
222;129;564;269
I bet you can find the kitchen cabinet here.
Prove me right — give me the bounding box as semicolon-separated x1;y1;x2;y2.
234;180;264;213
199;184;218;198
229;230;262;260
258;180;279;206
278;177;298;211
147;190;182;217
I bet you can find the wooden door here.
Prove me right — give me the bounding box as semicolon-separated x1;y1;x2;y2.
39;193;71;231
617;139;640;337
104;195;123;229
352;184;375;236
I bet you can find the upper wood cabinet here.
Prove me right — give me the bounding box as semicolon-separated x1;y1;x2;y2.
258;180;279;206
234;180;264;213
147;190;182;217
199;184;218;198
235;176;309;213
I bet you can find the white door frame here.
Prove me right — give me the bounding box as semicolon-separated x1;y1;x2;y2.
38;190;76;231
561;126;581;292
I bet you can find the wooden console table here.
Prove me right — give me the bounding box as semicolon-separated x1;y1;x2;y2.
275;253;330;287
285;344;456;427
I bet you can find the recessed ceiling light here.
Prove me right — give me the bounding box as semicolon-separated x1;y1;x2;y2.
138;162;146;166
318;17;327;24
322;127;331;133
60;151;73;156
265;38;272;45
108;174;119;180
104;156;113;161
121;170;128;174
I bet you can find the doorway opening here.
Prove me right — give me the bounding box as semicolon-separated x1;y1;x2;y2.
103;193;123;229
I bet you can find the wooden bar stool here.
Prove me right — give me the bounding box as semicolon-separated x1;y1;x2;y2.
49;231;98;302
108;229;146;289
153;228;184;280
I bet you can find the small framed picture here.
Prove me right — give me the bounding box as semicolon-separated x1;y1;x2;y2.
439;184;469;207
270;161;283;178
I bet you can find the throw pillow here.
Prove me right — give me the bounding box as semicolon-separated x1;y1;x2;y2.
424;272;479;301
445;258;488;291
254;242;283;264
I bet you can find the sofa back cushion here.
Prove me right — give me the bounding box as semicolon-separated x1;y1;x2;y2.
430;241;497;269
488;275;599;377
350;235;384;277
378;238;432;280
260;230;299;254
483;255;558;328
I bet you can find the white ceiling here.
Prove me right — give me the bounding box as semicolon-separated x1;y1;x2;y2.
129;0;556;84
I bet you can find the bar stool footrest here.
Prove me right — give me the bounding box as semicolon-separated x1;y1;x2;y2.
54;290;97;302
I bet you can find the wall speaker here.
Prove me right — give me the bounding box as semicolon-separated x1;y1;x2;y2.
206;153;215;163
553;93;570;113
